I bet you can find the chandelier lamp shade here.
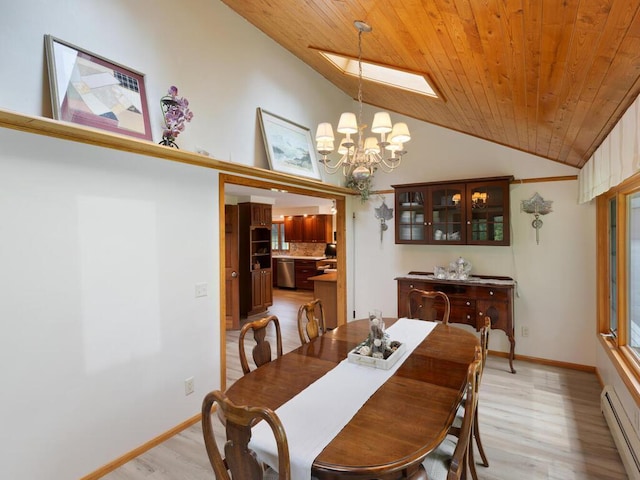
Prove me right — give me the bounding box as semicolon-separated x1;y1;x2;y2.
315;21;410;190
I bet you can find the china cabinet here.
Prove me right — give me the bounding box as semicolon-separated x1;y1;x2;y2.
392;176;512;245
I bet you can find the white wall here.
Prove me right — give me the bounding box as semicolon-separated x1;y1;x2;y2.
0;0;602;478
0;128;219;479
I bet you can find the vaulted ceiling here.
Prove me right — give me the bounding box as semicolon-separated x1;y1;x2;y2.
221;0;640;169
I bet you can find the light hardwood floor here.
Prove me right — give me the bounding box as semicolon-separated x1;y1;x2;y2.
103;289;627;480
225;288;314;386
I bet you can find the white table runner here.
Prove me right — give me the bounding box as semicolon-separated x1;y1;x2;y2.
249;318;437;480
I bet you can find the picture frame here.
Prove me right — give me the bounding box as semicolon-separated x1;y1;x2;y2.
257;108;322;180
44;35;152;141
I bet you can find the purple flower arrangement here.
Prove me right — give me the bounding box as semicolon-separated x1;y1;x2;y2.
159;86;193;147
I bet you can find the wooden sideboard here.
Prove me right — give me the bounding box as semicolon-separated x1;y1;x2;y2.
396;271;516;373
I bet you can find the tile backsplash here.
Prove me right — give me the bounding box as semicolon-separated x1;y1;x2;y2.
288;243;326;256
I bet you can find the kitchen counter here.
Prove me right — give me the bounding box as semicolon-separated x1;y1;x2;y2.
308;272;337;282
309;272;338;328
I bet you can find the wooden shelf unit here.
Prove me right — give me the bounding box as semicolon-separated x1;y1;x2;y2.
239;202;273;316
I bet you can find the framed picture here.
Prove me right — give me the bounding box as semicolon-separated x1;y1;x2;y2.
257;108;322;180
45;35;152;141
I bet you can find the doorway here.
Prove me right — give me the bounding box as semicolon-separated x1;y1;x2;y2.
219;173;347;389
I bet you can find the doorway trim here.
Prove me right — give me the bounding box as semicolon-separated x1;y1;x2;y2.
219;173;349;390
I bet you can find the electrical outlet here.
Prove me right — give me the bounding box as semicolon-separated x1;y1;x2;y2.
195;283;208;298
185;377;195;396
521;326;529;337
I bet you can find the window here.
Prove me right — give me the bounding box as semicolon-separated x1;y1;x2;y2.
598;173;640;391
609;197;618;337
628;192;640;354
271;221;288;253
317;50;439;98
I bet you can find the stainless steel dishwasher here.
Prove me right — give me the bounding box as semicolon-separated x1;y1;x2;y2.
277;258;296;288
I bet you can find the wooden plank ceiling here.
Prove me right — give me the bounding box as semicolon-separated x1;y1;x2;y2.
221;0;640;169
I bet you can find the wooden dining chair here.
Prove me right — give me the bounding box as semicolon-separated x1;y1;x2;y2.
449;319;491;480
422;348;482;480
407;288;451;323
297;299;327;344
201;389;291;480
239;315;283;375
471;318;491;474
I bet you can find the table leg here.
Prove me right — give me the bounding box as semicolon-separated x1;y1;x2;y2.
508;332;516;374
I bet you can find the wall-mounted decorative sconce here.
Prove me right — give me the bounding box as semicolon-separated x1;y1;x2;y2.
521;192;553;244
330;199;337;215
374;199;394;243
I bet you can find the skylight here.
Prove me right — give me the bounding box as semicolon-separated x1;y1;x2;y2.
318;51;438;98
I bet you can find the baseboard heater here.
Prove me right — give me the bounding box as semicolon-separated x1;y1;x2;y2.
601;385;640;480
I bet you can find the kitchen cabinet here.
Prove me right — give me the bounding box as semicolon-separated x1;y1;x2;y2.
238;203;273;316
284;214;332;243
392;176;512;246
396;272;516;373
304;215;332;243
249;203;272;227
284;215;304;242
271;257;278;287
250;268;273;313
295;259;318;290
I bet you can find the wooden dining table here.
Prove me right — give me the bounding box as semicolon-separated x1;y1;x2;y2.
225;318;480;480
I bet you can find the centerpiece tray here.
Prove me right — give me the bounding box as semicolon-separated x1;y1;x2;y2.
347;342;407;370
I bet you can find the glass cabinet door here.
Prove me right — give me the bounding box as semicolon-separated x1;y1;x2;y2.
396;188;425;242
466;181;509;245
394;177;511;245
430;184;464;243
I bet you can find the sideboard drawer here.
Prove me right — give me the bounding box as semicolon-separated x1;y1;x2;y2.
474;287;509;301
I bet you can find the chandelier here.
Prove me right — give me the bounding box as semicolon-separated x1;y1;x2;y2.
315;21;410;191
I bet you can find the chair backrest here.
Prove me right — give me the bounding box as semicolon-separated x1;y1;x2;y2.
239;315;283;375
447;348;482;480
407;288;451;323
201;390;291;480
480;317;491;373
297;299;327;344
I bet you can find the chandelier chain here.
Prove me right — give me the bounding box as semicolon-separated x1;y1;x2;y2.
314;20;410;197
357;28;363;133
